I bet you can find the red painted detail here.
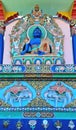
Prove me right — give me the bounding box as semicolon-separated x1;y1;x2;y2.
0;1;5;21
72;0;76;19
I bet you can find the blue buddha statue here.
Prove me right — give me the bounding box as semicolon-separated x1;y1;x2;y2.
21;26;46;55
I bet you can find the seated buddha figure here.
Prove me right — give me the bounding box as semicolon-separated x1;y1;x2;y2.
21;27;42;55
32;4;42;18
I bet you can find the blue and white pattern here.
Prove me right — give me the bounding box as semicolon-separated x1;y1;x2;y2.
41;81;76;107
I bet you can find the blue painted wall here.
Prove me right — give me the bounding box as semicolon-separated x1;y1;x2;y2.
0;119;76;130
72;35;76;64
0;34;4;64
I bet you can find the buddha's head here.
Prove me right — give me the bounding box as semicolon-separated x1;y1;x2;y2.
34;4;39;12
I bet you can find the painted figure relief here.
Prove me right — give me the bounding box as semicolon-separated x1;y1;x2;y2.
3;5;72;65
41;81;76;107
0;1;76;128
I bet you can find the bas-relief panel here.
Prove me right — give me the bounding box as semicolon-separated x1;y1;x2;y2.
0;80;76;108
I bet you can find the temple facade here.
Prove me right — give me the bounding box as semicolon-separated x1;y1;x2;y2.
0;1;76;129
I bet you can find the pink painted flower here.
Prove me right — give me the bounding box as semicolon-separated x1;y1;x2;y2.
51;85;70;94
6;86;26;94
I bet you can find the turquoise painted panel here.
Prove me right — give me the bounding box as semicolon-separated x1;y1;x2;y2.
0;81;36;107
